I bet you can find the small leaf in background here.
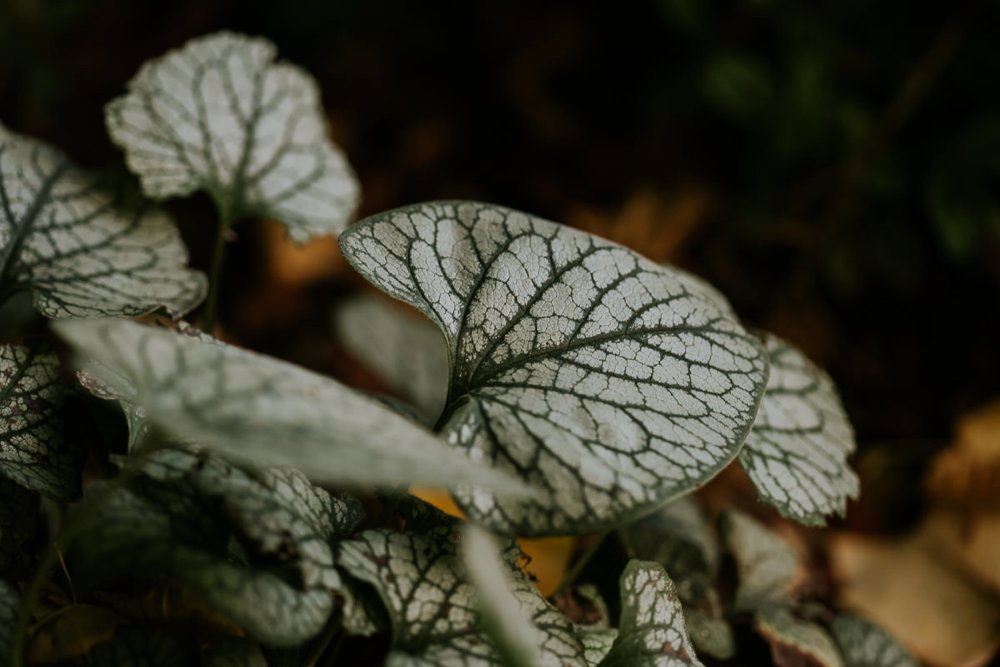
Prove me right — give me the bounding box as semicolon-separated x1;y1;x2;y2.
0;344;79;500
0;478;37;574
739;334;859;525
54;317;530;494
700;50;775;122
339;507;588;666
0;579;18;665
620;497;733;660
754;606;843;667
106;31;360;242
0;125;206;318
721;510;802;612
334;295;449;424
340;201;768;536
68;449;358;646
830;614;918;667
925;398;1000;510
600;560;703;666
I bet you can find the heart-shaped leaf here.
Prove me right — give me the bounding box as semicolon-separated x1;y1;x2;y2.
0;579;18;665
600;560;703;666
334;295;449;425
69;449;359;646
754;607;843;667
339;201;768;535
720;511;801;612
0;125;206;318
106;31;359;242
620;498;733;659
54;317;529;494
830;615;918;667
0;344;79;500
740;334;858;525
338;504;588;666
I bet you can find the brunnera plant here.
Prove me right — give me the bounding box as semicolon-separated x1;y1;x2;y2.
0;29;916;667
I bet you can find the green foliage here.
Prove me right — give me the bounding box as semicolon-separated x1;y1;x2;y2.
0;27;916;667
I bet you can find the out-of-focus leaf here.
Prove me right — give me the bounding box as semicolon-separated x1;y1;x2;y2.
600;560;703;666
701;51;774;122
926;398;1000;509
69;449;359;646
0;478;37;573
0;344;79;500
106;31;359;243
0;124;206;318
54;317;531;494
340;200;768;535
200;638;269;667
333;295;449;425
754;606;843;667
721;510;801;611
338;504;588;666
830;614;918;667
27;604;123;664
740;334;859;525
70;627;197;666
620;497;733;659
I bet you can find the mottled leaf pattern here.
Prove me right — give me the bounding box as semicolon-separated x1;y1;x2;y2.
334;295;449;424
0;344;79;499
600;560;703;666
0;579;18;665
340;201;768;535
620;498;733;659
54;317;529;493
68;449;359;646
579;628;618;666
106;31;359;242
338;510;588;666
0;478;37;573
831;614;918;667
754;607;844;667
0;125;206;318
721;510;800;612
740;335;858;525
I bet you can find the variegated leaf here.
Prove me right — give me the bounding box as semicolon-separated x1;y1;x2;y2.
54;317;529;494
600;560;703;666
0;124;205;318
339;201;768;535
755;607;843;667
106;31;359;242
338;507;588;666
740;334;858;525
0;344;79;499
579;628;618;666
721;510;801;612
68;449;360;646
830;614;918;667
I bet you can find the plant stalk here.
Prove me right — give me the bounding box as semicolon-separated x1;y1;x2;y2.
201;205;233;334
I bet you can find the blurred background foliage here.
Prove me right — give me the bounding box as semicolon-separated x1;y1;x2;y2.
2;0;998;533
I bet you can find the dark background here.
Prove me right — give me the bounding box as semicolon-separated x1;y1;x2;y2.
3;0;998;531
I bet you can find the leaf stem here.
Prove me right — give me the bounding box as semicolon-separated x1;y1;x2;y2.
201;204;233;334
554;531;609;595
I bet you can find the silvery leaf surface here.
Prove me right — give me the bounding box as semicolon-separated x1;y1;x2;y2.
830;614;918;667
0;344;79;499
68;449;358;646
106;31;359;242
0;124;205;318
338;505;587;666
339;201;768;535
599;560;703;666
54;317;529;493
333;295;449;424
754;606;844;667
740;334;858;525
720;511;801;612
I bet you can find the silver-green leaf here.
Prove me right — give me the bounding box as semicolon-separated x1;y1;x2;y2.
338;510;588;666
740;334;858;525
334;295;449;424
339;201;768;535
754;607;843;667
0;125;206;318
600;560;703;667
830;614;918;667
720;510;800;612
106;31;359;242
69;449;357;646
0;344;79;500
579;628;619;666
53;317;529;494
